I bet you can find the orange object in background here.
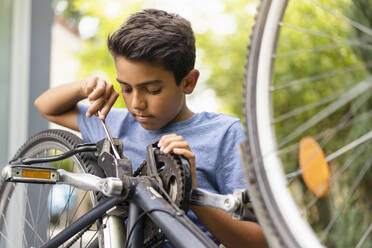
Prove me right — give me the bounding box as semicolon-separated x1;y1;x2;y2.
299;137;330;198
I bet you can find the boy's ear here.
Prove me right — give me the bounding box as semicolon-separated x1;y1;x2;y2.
182;69;199;94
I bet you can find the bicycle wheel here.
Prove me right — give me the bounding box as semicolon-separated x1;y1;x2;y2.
243;1;372;247
0;129;105;248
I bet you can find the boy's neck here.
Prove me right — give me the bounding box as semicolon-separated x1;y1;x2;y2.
172;106;194;123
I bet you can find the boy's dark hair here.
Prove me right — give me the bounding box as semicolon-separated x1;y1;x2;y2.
107;9;196;85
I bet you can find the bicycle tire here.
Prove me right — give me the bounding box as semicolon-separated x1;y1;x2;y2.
243;1;372;248
0;129;105;248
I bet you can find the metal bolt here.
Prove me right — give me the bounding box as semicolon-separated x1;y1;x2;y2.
224;198;231;207
103;182;109;191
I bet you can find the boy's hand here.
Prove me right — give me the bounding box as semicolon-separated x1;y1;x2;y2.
81;76;119;120
158;134;197;188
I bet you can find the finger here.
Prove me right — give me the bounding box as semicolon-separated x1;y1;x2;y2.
86;98;105;118
103;82;115;100
88;79;106;101
99;91;119;120
158;134;183;148
173;148;195;160
162;141;189;154
172;148;197;187
85;76;98;95
158;133;177;146
97;82;117;119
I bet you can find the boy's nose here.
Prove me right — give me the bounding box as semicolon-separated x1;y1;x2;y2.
132;93;146;110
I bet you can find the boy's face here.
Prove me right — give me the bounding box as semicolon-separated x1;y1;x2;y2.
114;56;190;130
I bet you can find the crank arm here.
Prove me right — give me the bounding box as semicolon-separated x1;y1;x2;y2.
190;188;240;212
190;188;257;222
57;169;123;196
2;164;123;197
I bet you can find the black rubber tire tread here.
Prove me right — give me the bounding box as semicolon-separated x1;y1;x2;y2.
242;0;292;248
1;129;105;248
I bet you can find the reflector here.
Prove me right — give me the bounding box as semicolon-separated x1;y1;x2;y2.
299;137;330;197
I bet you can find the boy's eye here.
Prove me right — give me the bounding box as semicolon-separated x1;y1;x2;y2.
147;88;161;94
121;87;132;93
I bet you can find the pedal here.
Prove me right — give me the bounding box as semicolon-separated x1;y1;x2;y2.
2;164;59;184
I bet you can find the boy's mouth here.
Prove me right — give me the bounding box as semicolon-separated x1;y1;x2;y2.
133;113;153;123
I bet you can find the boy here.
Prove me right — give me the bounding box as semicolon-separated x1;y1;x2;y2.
35;9;267;248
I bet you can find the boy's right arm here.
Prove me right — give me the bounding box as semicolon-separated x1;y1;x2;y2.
34;76;119;131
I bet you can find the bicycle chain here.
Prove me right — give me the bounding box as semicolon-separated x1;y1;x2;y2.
134;149;191;247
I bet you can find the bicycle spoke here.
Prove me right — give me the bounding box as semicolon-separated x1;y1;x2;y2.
276;89;370;165
65;186;74;229
23;231;29;248
70;191;89;221
34;186;52;237
318;112;372;145
286;169;302;180
356;222;372;248
55;149;64;170
84;229;99;248
277;142;299;156
320;157;372;241
273;64;367;90
23;213;46;245
0;230;16;247
49;186;53;239
14;184;29;247
279;79;372;147
23;185;37;229
326;130;372;162
49;186;77;237
307;0;372;38
302;145;368;213
283;120;363;178
278;109;372;157
34;184;44;241
319;92;372;146
0;213;11;244
275;42;361;57
280;22;372;51
329;145;368;187
273;92;341;123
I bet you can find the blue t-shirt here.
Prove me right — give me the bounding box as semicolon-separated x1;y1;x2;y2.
77;105;247;243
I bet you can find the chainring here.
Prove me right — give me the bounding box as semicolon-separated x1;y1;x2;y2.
134;148;192;247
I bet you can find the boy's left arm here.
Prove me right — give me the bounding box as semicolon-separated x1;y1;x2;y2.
191;205;268;248
158;134;268;248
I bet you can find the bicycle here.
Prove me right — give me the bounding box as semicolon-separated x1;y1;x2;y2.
0;127;255;248
2;1;372;247
243;0;372;248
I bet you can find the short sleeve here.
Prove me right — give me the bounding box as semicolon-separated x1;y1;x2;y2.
216;121;247;194
77;104;106;142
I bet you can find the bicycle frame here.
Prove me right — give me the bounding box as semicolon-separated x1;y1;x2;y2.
37;180;216;248
2;136;256;248
2;139;218;248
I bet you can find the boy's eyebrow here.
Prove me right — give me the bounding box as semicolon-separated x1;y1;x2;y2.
116;78;163;86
